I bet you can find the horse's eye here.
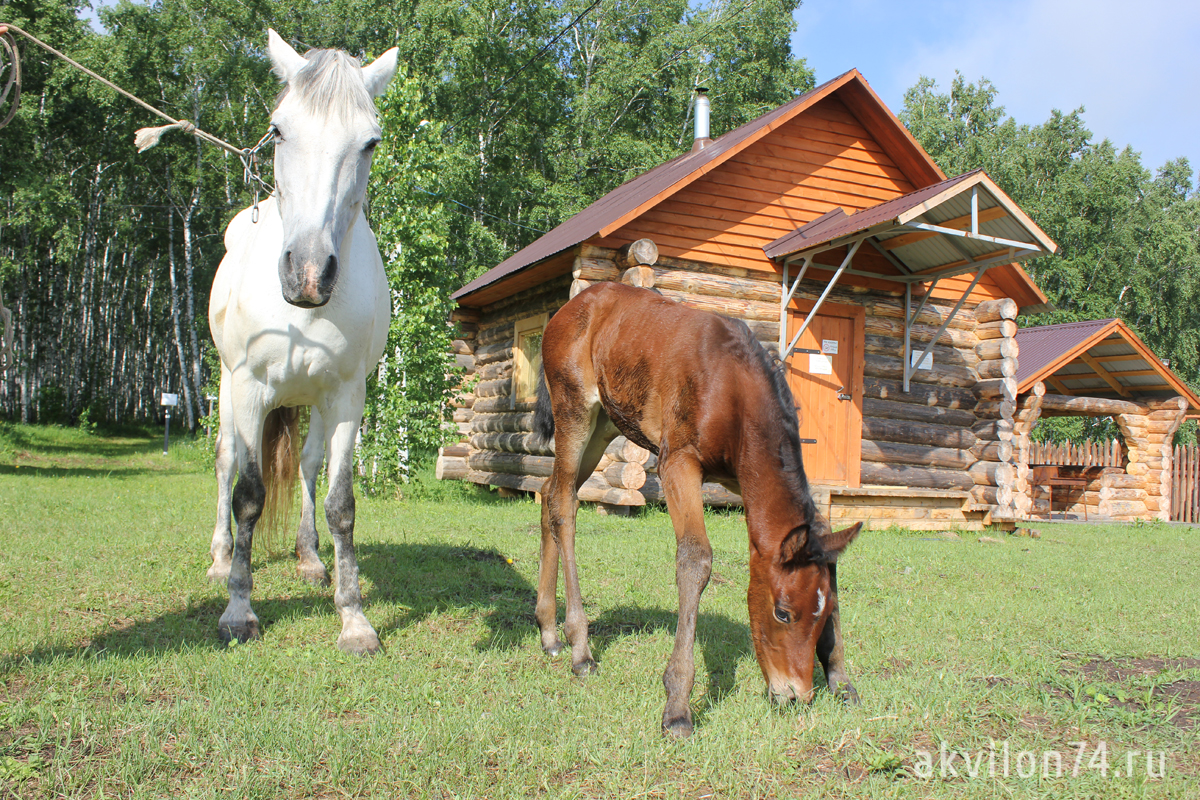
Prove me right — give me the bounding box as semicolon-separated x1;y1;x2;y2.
272;126;284;143
773;607;792;624
364;138;380;153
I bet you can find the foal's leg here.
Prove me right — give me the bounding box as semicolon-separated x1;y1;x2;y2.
218;400;267;644
294;408;330;586
815;562;859;704
322;396;380;655
537;407;611;674
208;368;236;582
658;454;712;738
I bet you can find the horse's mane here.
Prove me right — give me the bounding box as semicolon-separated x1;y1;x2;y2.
731;320;823;543
276;49;377;122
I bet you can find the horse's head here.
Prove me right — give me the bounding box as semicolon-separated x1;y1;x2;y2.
266;30;398;308
747;517;862;704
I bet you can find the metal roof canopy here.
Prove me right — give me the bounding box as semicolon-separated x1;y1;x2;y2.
1015;319;1200;414
769;170;1058;391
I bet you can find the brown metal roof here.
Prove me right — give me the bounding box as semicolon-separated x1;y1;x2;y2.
453;69;945;303
764;170;983;260
1016;319;1200;411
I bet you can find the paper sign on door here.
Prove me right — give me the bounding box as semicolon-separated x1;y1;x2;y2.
821;339;839;355
809;353;833;375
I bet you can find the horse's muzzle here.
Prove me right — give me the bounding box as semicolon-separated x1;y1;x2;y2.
279;250;338;308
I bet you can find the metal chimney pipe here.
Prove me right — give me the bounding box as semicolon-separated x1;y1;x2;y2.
692;87;711;152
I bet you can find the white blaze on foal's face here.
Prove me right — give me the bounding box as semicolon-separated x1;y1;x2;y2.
265;29;398;308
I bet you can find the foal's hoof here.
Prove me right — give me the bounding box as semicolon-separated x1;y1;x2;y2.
832;681;860;705
218;616;260;645
542;640;565;658
338;629;382;656
296;560;331;587
662;714;694;739
571;658;599;677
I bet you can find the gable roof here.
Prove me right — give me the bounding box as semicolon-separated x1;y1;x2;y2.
1016;319;1200;412
453;69;944;304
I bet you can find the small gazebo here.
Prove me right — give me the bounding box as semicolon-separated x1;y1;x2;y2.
1010;319;1200;521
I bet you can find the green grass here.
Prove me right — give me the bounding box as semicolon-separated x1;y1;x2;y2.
1;421;1198;798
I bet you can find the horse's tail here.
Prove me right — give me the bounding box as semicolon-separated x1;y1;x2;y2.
532;365;555;446
259;405;303;556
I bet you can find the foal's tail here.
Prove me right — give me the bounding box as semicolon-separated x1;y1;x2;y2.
532;365;555;446
259;406;303;556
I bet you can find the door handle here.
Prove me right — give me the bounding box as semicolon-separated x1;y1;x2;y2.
837;385;852;401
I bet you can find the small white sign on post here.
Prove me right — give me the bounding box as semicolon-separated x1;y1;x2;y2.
161;393;180;407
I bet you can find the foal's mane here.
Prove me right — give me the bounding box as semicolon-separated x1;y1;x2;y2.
275;49;377;121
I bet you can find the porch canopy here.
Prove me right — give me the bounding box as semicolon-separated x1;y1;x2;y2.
1015;319;1200;415
765;169;1058;390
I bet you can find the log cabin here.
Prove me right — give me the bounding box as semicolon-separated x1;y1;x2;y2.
437;69;1197;529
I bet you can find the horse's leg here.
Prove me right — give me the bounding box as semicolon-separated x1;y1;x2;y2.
295;408;330;586
322;396;380;655
537;405;612;673
657;454;712;738
815;561;859;704
218;399;267;644
208;367;236;582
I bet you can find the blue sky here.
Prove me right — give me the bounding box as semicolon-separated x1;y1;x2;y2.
791;0;1200;174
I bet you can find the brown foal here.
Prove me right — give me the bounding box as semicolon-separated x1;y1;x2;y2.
533;282;862;737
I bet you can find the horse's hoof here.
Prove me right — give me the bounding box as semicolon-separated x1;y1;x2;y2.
296;561;331;587
218;617;260;645
543;640;565;658
662;715;694;739
338;630;382;656
206;563;231;583
571;658;599;677
832;681;860;705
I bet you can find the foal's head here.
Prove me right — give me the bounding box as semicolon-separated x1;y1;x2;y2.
747;518;861;704
266;30;398;308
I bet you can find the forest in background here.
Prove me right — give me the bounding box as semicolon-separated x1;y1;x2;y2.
1;0;1198;481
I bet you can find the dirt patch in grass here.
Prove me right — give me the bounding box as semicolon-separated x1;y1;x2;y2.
1058;655;1200;731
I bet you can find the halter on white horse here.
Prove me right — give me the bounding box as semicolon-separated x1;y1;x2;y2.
207;30;397;654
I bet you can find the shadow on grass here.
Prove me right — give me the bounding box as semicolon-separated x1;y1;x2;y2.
0;425;163;460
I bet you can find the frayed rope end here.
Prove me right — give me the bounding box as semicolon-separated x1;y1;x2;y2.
134;120;196;153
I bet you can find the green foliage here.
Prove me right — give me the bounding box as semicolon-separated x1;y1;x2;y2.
902;74;1200;399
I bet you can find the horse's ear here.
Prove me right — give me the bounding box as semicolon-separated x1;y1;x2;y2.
819;522;863;562
267;29;308;84
361;48;400;99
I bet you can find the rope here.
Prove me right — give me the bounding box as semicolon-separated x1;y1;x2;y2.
0;22;272;191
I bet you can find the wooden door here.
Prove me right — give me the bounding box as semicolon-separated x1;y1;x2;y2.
785;303;864;486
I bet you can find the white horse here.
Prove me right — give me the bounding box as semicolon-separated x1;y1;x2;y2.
206;30;398;654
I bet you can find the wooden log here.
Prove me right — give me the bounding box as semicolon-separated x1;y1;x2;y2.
617;238;659;267
862;314;978;350
975;398;1016;420
652;268;779;304
466;470;547;495
450;393;476;409
1039;394;1149;416
469;450;556;477
866;296;978;331
475;342;514;365
861;439;973;470
863;334;978;368
435;454;469;481
861;396;976;428
969;459;1013;486
641;475;743;507
863;352;977;388
974;378;1016;400
975;319;1018;340
578;475;645;506
971;419;1013;442
656;289;778;322
973;298;1018;323
469;431;553;456
621;266;656;289
452;407;474;424
473;395;535;414
580;243;616;260
450;307;481;324
570;279;592;299
861;417;978;449
971;439;1013;462
470;411;534;433
441;443;471;459
475;376;512;398
1107;500;1149;518
976;338;1019;360
604;461;647;490
859;462;975;491
976;357;1017;379
605;436;652;464
572;256;619;282
478;361;512;381
452;339;474;355
972;485;1000;505
862;377;978;410
455;354;477;374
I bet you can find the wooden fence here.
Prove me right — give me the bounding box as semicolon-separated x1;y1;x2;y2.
1172;444;1200;523
1029;439;1124;468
